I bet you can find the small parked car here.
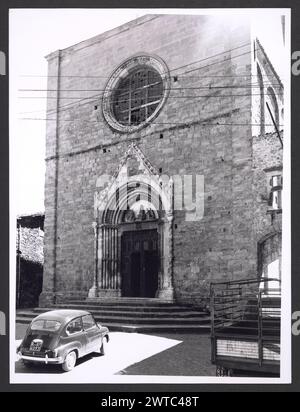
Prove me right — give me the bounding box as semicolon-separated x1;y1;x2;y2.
17;309;109;372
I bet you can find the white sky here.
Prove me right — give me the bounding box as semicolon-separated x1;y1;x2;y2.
10;8;289;215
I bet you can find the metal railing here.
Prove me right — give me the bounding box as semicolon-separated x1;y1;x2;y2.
210;277;281;366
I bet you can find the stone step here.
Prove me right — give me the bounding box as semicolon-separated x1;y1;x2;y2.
53;303;197;312
106;324;211;333
15;316;210;334
19;308;208;319
16;299;211;333
66;299;190;307
17;308;210;324
16;310;210;325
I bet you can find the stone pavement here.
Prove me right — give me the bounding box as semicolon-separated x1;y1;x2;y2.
118;333;215;376
13;324;215;383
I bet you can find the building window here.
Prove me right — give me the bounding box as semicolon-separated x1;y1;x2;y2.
112;68;163;126
102;55;170;133
269;174;282;210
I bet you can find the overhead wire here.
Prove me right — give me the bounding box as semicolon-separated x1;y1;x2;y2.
17;41;284;123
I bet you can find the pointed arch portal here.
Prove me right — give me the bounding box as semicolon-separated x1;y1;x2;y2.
89;143;175;301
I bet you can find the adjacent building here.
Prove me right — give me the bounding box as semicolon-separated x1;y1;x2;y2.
16;213;44;308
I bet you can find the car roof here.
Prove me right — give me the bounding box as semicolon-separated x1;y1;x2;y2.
32;309;91;324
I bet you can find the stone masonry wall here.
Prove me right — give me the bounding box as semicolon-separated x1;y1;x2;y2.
40;14;260;307
252;131;283;247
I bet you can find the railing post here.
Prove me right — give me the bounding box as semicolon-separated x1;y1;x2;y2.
210;283;216;363
258;290;263;366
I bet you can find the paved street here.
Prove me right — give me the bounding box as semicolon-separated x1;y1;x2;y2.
13;324;215;382
118;333;215;376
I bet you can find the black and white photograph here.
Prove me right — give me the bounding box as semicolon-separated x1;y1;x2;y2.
9;8;291;384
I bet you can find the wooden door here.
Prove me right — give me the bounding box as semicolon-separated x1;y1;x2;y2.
121;229;159;297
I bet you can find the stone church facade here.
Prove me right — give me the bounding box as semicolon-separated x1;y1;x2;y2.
39;14;283;307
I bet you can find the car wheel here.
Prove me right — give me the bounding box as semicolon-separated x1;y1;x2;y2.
100;340;105;356
62;351;77;372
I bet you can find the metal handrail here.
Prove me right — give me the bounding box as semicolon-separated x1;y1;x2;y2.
211;277;281;287
210;277;281;366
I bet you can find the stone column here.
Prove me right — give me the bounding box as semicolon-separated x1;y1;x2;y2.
97;224;121;297
98;225;104;288
157;212;175;301
116;228;121;292
88;221;99;298
113;226;121;296
103;225;108;289
156;219;164;293
157;177;175;301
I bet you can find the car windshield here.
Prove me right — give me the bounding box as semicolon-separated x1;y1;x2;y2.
31;319;61;332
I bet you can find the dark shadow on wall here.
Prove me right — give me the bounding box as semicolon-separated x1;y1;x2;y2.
17;258;43;309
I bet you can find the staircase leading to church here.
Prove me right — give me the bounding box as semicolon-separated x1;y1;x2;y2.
16;298;211;333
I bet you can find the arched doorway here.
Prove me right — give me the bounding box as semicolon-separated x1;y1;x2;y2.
120;202;160;297
121;228;159;298
89;143;175;301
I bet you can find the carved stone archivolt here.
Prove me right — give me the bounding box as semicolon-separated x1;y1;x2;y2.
89;143;174;301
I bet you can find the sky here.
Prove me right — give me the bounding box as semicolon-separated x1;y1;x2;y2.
9;8;289;215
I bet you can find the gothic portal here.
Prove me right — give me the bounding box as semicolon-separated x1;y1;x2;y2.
89;143;175;301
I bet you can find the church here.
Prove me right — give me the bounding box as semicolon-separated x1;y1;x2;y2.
39;14;283;308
